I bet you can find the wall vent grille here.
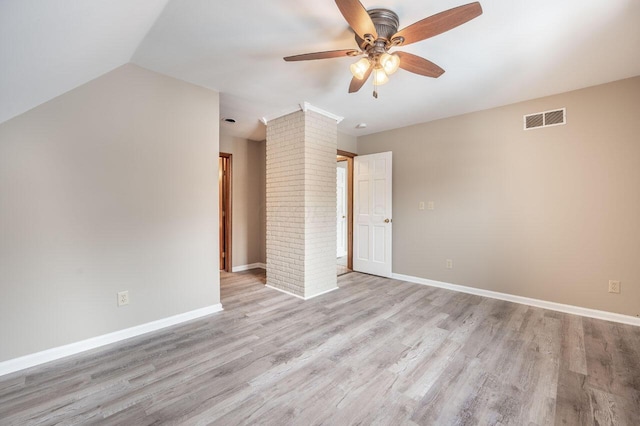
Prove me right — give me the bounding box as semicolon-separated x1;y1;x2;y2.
524;108;566;130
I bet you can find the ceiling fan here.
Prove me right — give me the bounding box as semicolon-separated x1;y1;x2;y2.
284;0;483;98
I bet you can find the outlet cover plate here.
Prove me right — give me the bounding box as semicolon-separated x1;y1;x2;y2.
608;280;620;294
117;291;130;306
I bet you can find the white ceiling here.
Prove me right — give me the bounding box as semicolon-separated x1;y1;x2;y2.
2;0;639;141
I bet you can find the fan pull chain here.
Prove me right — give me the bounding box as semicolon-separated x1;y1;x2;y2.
373;75;378;98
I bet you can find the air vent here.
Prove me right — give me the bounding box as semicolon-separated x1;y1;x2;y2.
524;108;566;130
526;114;544;129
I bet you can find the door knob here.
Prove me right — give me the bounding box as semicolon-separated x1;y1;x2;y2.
384;218;391;223
342;216;346;219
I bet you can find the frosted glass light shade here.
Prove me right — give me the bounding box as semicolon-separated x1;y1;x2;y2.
380;53;400;75
373;68;389;85
350;58;371;80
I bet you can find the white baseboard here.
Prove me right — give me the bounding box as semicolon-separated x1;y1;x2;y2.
0;304;224;377
265;284;339;301
305;286;340;300
265;284;305;300
392;273;640;327
232;263;266;272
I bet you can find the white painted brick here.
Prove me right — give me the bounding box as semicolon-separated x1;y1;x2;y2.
265;110;337;298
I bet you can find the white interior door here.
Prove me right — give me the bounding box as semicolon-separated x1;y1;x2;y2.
336;165;347;258
353;152;392;277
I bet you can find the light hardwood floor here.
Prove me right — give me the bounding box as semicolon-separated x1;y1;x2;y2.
337;256;350;276
1;269;639;425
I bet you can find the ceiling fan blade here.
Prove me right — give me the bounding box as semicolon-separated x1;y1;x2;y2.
396;52;444;78
348;66;373;93
393;2;482;46
335;0;378;40
284;49;360;62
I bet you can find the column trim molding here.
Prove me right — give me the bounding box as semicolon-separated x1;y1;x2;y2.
260;102;344;125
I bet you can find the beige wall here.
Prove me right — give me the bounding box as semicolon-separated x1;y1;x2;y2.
219;132;266;267
338;131;357;154
0;64;220;362
358;76;640;317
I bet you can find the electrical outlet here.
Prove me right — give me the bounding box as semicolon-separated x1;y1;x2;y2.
419;201;425;210
446;259;453;269
427;201;435;210
608;280;620;294
117;291;130;306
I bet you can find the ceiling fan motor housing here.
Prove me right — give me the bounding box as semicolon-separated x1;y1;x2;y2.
356;9;400;53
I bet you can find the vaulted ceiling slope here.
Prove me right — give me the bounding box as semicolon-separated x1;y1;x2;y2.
2;0;640;141
0;0;170;125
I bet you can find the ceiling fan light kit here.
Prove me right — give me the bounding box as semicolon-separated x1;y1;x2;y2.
380;53;400;75
284;0;483;98
350;57;371;80
373;67;389;85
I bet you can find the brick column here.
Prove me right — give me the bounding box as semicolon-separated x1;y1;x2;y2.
265;108;338;299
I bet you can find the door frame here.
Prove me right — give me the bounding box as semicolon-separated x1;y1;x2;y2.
219;152;232;272
337;149;355;271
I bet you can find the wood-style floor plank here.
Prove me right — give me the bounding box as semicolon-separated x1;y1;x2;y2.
1;269;639;425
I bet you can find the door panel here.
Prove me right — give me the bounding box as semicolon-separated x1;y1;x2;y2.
357;224;369;261
373;225;386;263
358;181;369;215
374;178;386;214
353;152;392;277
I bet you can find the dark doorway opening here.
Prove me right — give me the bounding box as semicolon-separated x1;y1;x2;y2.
219;153;232;272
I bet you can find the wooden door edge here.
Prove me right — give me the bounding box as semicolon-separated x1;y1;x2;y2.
337;149;356;271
